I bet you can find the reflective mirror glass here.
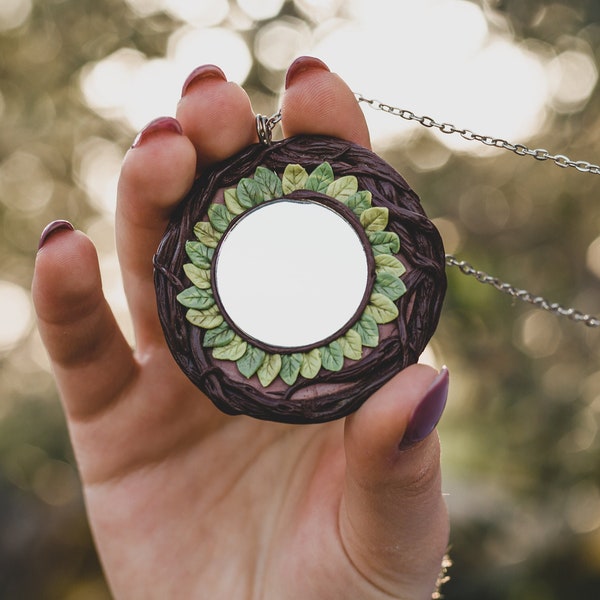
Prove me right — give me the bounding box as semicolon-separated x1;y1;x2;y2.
214;199;369;348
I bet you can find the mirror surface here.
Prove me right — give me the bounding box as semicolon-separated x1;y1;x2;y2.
214;199;369;348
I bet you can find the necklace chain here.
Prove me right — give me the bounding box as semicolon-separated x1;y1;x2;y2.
261;99;600;327
354;93;600;175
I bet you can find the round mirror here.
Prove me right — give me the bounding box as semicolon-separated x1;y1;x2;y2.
214;199;370;349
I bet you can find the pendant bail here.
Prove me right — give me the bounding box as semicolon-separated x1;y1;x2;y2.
256;110;282;145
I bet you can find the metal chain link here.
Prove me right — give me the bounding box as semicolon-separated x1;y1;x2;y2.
445;255;600;327
355;93;600;175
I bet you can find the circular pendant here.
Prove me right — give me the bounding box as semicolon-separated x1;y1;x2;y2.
154;135;446;423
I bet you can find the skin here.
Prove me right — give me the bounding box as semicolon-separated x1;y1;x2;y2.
32;60;449;599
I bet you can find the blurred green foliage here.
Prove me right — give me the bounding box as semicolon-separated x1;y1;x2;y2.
1;0;600;598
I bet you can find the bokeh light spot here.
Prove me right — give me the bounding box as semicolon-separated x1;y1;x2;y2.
548;49;598;113
0;0;31;31
255;18;312;71
238;0;286;21
0;281;32;352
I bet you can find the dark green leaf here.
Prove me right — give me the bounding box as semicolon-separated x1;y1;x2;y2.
208;203;233;233
352;313;379;348
368;231;401;255
254;166;283;200
202;321;235;348
305;162;334;193
280;353;303;386
237;346;266;378
342;190;372;216
176;286;215;310
185;240;214;269
374;272;407;301
237;177;265;208
320;340;344;371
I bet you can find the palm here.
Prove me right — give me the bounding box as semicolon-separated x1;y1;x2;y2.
33;59;449;600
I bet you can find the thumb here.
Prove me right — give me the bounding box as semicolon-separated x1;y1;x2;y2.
342;364;450;599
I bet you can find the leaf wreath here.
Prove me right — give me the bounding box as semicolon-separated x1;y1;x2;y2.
176;162;407;388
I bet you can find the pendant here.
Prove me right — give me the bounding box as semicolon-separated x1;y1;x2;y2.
154;135;446;423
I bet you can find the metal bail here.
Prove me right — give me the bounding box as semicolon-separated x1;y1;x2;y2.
256;114;272;145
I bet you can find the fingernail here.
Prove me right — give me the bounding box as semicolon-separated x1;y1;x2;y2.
38;220;74;250
181;64;227;97
400;367;449;449
131;116;183;149
285;56;330;89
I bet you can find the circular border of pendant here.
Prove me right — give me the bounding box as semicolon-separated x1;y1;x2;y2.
154;135;446;424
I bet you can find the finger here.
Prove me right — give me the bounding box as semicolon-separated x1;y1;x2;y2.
32;222;137;421
281;56;371;149
117;66;257;347
341;364;450;598
176;64;257;169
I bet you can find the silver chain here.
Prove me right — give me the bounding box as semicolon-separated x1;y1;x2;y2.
257;100;600;327
355;93;600;175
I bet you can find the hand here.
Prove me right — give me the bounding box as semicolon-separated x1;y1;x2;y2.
32;56;450;599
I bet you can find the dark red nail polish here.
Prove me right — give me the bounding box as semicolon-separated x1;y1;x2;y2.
400;367;449;449
131;116;183;149
38;220;74;250
285;56;330;89
181;64;227;97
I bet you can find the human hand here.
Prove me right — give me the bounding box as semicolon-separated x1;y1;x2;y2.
32;56;450;599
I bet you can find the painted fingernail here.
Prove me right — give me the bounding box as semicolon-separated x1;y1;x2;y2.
38;220;74;250
400;367;449;449
181;64;227;97
285;56;330;89
131;116;183;149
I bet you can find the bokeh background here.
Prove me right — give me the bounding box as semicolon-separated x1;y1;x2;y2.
1;0;600;597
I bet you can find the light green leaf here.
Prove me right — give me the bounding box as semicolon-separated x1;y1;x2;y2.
237;346;266;378
212;336;247;361
208;203;233;233
320;340;344;372
193;221;221;248
305;162;335;193
365;293;399;324
360;207;389;232
202;321;235;348
185;240;214;269
282;164;308;194
254;166;283;200
374;272;407;301
224;188;245;216
300;349;322;379
338;329;363;360
342;190;372;216
280;353;303;386
257;353;282;387
237;177;265;208
374;253;406;277
368;231;401;255
326;175;358;201
186;305;223;329
176;286;214;310
183;263;211;289
352;313;379;348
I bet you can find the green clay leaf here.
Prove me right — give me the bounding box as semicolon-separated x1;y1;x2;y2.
352;313;379;348
338;328;363;360
305;162;335;193
342;190;372;216
368;231;401;255
374;253;406;277
237;177;265;209
176;286;215;310
208;203;233;233
374;272;407;301
193;221;221;248
365;293;399;324
300;349;322;379
185;240;214;269
320;340;344;372
202;321;235;348
257;353;282;387
212;336;247;361
237;345;266;379
224;188;245;216
282;164;308;194
183;263;211;289
360;207;389;232
254;166;283;200
326;175;358;201
279;353;303;386
185;305;223;329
